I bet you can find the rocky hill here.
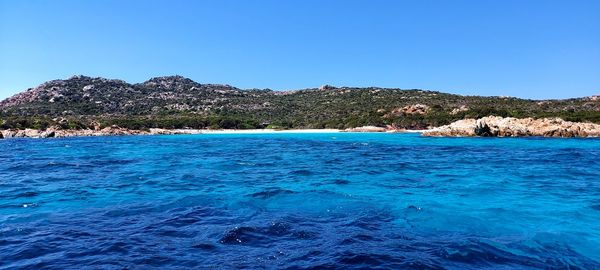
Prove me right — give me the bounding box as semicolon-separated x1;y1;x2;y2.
1;75;599;130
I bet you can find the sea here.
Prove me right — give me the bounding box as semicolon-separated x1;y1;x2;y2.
1;133;599;269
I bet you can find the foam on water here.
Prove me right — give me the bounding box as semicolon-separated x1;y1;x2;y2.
1;133;600;269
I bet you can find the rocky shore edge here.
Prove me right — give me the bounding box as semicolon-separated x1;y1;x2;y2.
0;126;206;139
3;116;600;139
423;116;600;137
0;123;428;139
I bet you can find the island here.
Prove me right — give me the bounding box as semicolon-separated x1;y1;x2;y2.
1;75;599;138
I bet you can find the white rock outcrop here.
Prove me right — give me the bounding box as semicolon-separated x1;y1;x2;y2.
423;116;600;137
344;126;387;132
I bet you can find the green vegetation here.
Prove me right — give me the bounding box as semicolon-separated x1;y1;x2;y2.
1;76;599;130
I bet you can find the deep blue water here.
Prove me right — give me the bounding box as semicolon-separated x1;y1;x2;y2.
1;133;600;269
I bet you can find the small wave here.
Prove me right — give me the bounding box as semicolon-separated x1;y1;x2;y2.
335;252;399;267
346;212;395;231
340;234;380;245
192;243;217;250
236;162;256;166
250;188;297;199
290;169;313;176
407;205;422;211
16;191;40;198
219;221;317;246
333;179;351;185
219;222;291;245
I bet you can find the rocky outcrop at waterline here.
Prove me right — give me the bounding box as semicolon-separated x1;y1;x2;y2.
344;126;388;132
423;116;600;137
0;126;206;139
1;129;56;138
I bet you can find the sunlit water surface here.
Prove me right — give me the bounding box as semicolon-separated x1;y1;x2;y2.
1;133;600;269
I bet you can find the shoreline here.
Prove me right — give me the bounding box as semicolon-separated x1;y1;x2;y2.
4;116;600;139
9;116;600;139
0;127;426;139
201;129;426;134
199;128;342;134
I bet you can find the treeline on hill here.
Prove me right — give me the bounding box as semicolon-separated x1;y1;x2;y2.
2;108;600;131
0;115;262;131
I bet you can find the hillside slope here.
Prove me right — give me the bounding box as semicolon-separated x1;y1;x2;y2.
1;75;599;130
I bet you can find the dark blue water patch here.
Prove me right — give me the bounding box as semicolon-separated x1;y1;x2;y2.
339;233;382;245
335;251;403;267
250;188;298;199
219;222;292;246
192;242;218;250
346;212;395;231
332;179;351;185
290;169;314;176
1;133;600;269
0;188;41;200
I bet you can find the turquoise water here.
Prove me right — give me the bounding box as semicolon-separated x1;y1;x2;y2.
1;133;600;269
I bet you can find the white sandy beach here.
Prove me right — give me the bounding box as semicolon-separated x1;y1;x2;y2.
146;128;344;135
200;129;342;134
1;128;427;139
195;129;426;134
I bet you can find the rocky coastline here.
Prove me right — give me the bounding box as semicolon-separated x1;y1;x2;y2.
423;116;600;137
0;124;418;139
3;116;600;139
0;126;204;139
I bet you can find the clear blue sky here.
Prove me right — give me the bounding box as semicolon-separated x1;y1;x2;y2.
1;0;598;100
